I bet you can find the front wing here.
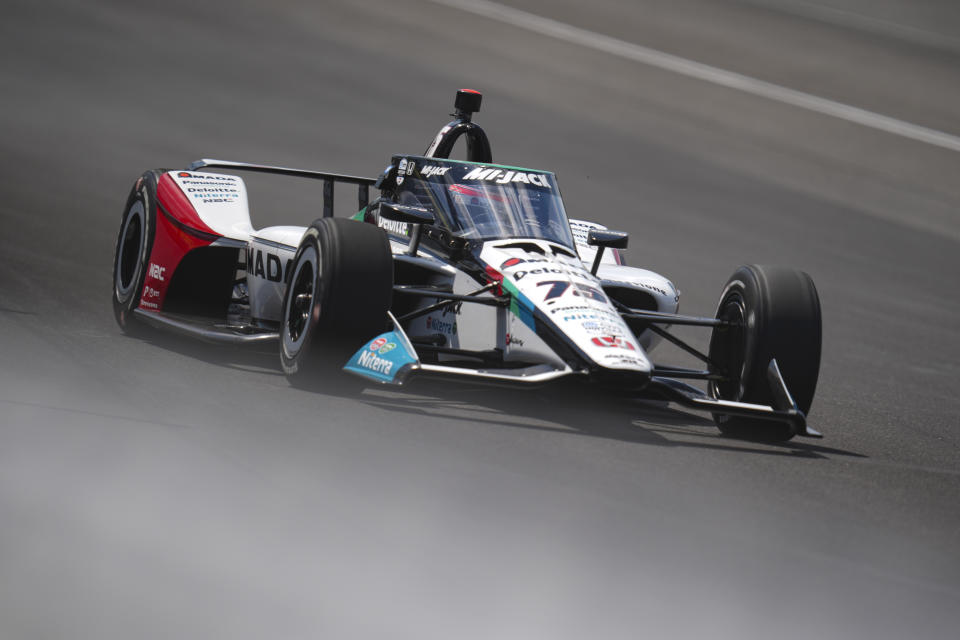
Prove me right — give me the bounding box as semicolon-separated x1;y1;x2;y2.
343;314;821;439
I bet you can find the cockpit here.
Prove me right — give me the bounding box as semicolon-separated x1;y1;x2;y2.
390;156;576;249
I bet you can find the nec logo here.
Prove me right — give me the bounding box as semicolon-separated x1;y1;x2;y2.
148;263;166;281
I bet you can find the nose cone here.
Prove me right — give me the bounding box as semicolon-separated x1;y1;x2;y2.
482;241;652;374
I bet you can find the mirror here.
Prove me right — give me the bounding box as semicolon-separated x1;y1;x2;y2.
587;229;628;274
587;228;629;249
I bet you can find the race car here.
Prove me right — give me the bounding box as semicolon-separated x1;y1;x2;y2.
112;89;822;442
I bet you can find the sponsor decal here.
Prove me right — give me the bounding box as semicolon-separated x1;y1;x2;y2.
186;187;238;194
500;256;588;275
396;158;407;185
140;300;159;309
357;349;394;375
513;267;564;281
378;216;409;236
510;266;590;281
406;161;415;175
425;316;457;335
549;304;593;314
462;166;551;188
591;336;636;351
441;302;462;316
378;342;396;355
505;333;524;347
421;165;451;178
142;285;160;299
344;330;419;384
536;280;607;303
548;304;621;319
633;282;669;297
246;247;292;283
602;353;646;367
582;320;625;336
148;263;166;281
173;172;242;204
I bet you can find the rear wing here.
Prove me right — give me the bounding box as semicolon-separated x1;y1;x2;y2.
187;158;376;218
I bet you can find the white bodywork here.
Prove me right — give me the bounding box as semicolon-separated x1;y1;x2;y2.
246;226;305;324
170;171;255;239
167;171;308;325
165;171;680;368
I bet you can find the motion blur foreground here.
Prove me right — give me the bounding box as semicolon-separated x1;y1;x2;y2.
2;1;959;639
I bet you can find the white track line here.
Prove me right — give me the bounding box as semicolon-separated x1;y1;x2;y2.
750;0;960;53
429;0;960;153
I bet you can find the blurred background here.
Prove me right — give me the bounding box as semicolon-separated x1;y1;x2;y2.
1;1;958;638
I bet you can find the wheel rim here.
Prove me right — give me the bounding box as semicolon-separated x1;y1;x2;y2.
282;244;319;357
709;293;746;401
116;200;145;299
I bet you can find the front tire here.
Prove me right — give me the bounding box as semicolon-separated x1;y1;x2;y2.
280;218;393;384
707;264;822;442
112;170;161;333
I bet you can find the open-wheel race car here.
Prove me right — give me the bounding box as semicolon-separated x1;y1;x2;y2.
112;89;822;442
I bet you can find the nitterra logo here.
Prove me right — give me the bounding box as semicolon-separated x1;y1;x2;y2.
148;263;166;281
357;350;393;375
426;316;457;335
462;167;551;187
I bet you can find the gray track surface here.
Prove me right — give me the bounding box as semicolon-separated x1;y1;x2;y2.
1;1;958;638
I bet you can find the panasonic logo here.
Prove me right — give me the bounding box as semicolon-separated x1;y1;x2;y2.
462;167;550;187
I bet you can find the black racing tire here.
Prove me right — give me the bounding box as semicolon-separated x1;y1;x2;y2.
112;170;162;334
280;217;394;385
707;264;821;442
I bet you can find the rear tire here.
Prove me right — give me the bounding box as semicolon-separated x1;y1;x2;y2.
112;170;161;334
707;265;821;442
280;218;393;385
